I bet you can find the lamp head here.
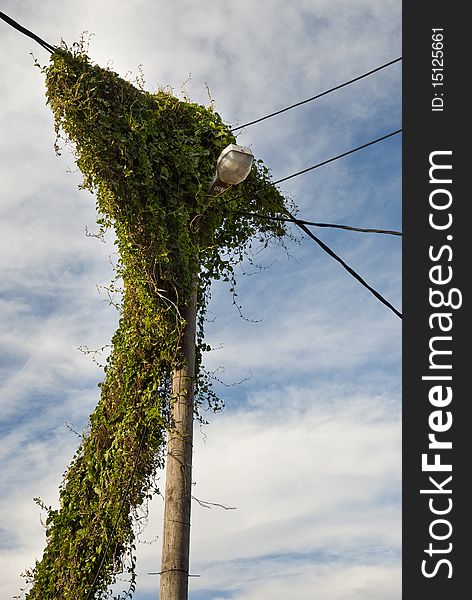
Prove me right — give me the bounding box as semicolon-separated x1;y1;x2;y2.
216;144;254;185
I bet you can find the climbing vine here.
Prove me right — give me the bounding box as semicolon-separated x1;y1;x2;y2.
24;39;294;599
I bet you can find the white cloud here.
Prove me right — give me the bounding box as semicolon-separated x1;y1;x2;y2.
225;562;401;600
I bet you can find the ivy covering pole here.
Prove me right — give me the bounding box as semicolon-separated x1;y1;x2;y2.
24;40;295;600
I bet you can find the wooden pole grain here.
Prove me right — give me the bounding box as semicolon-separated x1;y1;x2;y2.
160;283;198;600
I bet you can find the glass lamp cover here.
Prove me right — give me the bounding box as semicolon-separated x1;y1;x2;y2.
216;144;254;185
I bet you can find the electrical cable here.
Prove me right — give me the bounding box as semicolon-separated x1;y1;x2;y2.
0;10;56;53
237;211;402;236
284;208;402;319
85;424;148;600
231;57;402;131
272;129;401;186
237;205;402;317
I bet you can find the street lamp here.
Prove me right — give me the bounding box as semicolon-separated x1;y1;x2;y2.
208;143;254;195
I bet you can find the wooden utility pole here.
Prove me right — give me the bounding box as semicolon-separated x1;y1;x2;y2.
160;281;198;600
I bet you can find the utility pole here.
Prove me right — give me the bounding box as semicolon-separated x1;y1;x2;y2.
159;145;254;600
160;281;197;600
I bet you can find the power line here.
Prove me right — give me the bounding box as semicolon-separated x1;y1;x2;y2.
238;205;402;317
0;10;56;53
231;57;402;132
272;129;401;186
238;211;402;236
284;208;402;319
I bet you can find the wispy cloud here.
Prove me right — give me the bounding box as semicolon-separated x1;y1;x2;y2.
131;386;400;597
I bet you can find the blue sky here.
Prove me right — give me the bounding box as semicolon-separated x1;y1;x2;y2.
0;1;401;598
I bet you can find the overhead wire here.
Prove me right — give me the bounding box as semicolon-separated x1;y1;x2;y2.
237;211;402;236
272;129;402;186
0;10;56;53
231;57;402;131
227;57;402;316
271;131;402;317
284;209;402;319
236;200;402;318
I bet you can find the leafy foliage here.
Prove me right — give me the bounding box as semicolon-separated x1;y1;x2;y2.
24;40;293;599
